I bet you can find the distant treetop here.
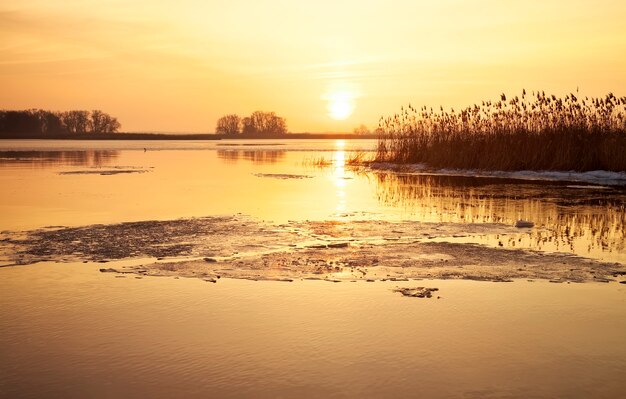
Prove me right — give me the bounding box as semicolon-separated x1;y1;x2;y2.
215;114;241;135
0;109;121;137
215;111;287;135
353;124;371;135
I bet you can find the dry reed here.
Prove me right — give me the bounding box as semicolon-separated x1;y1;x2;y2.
375;91;626;172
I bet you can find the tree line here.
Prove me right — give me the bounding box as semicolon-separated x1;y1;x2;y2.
215;111;287;135
0;109;121;137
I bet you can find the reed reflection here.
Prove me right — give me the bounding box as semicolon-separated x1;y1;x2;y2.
0;151;119;168
217;150;286;164
375;173;626;261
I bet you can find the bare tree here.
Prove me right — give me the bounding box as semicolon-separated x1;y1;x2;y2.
61;110;90;134
353;124;371;135
241;116;253;134
90;110;105;133
241;111;287;135
215;114;241;135
265;113;287;135
105;115;121;133
90;110;120;133
0;109;120;137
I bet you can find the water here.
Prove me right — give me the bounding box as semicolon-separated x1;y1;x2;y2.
1;139;625;398
0;139;624;262
0;139;375;231
1;262;625;399
374;173;626;262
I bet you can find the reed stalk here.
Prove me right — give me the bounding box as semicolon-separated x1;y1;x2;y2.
375;91;626;172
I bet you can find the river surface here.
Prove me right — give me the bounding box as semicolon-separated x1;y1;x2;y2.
1;139;625;398
0;139;624;262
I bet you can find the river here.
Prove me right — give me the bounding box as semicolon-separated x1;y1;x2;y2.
1;139;625;398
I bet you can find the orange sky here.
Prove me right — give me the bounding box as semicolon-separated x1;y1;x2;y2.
1;0;625;133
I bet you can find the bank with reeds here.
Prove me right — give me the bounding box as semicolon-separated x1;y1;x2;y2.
375;91;626;172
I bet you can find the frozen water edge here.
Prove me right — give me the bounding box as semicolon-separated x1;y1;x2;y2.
2;216;624;285
370;162;626;186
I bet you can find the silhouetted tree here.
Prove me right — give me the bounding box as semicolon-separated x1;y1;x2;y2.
215;114;241;135
61;110;90;134
90;110;121;133
0;109;121;137
0;110;40;135
241;117;253;134
353;124;371;135
37;110;66;135
241;111;287;135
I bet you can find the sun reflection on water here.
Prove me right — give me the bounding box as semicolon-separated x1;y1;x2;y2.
332;141;347;213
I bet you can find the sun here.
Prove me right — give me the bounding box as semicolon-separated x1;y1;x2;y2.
327;93;355;120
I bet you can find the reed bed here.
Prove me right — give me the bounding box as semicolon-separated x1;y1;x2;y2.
375;91;626;172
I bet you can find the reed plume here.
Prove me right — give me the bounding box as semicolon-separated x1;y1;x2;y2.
375;91;626;172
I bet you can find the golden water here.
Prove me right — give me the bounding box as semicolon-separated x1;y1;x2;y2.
0;139;623;262
1;263;625;399
1;139;625;398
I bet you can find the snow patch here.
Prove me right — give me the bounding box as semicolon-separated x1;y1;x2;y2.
369;163;626;186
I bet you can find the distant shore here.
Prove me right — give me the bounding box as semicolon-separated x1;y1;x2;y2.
0;132;379;140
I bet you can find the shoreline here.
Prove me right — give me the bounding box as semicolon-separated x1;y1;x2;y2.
0;133;379;140
366;162;626;186
1;138;624;186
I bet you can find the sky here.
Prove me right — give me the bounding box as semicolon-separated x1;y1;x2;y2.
1;0;625;133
